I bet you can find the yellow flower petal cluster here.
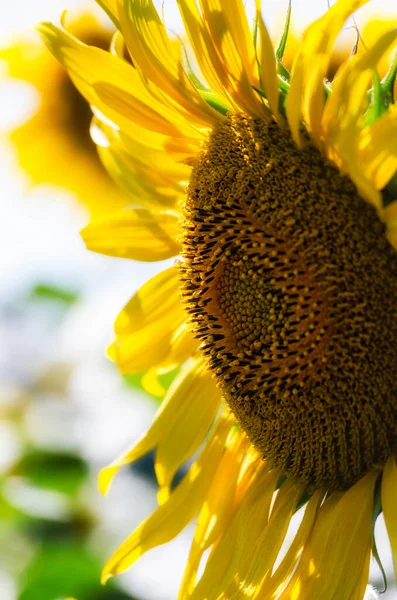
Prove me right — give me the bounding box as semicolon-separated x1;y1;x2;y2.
39;0;397;598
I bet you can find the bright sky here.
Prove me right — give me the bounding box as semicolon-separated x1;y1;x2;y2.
1;0;396;44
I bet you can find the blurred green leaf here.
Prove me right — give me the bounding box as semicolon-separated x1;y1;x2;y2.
28;283;79;306
11;450;89;496
18;542;135;600
123;372;144;391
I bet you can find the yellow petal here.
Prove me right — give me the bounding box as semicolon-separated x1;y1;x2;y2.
140;368;166;398
97;118;194;178
155;357;222;503
116;0;220;127
287;0;369;146
179;430;249;598
177;0;233;109
110;266;191;374
322;28;397;208
198;0;265;116
81;208;180;261
167;322;199;368
280;470;378;600
382;456;397;580
91;118;192;210
190;466;280;599
358;105;397;191
38;23;201;140
96;143;182;209
223;480;302;599
254;0;281;123
347;546;371;600
101;413;232;582
263;490;324;599
99;356;212;495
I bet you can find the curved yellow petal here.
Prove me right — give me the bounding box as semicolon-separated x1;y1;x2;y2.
177;0;234;109
155;357;222;503
382;456;397;580
101;120;194;178
140;368;167;398
91;118;193;210
347;547;371;600
322;28;397;208
179;429;249;598
263;490;324;599
280;470;378;600
222;480;302;599
117;0;220;127
254;0;282;123
96;143;184;209
190;466;280;599
110;267;192;374
198;0;265;116
101;413;232;582
81;208;180;261
358;105;397;191
38;23;202;140
287;0;369;146
99;356;211;494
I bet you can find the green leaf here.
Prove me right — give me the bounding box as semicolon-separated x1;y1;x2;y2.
18;542;135;600
11;450;88;496
28;283;79;306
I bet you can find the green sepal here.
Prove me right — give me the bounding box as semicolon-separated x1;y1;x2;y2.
253;76;290;118
276;0;291;67
179;34;230;116
366;52;397;127
365;69;387;126
381;50;397;105
199;90;229;116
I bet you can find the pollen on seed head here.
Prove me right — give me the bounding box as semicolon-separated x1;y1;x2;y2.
179;113;397;492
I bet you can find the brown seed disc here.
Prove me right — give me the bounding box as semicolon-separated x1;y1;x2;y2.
179;113;397;491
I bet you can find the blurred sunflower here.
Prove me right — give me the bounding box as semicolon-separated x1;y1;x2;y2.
1;13;129;217
39;0;397;598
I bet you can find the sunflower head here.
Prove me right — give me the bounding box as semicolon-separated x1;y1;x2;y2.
38;0;397;596
180;111;397;491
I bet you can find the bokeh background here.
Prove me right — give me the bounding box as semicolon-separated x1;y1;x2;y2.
1;1;396;599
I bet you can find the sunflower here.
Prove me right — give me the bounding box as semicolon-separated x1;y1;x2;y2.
39;0;397;597
1;13;129;217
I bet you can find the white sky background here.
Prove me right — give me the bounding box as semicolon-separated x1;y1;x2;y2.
0;0;397;43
